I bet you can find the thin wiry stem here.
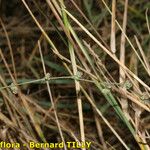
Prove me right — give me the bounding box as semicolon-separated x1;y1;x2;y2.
38;41;67;150
119;0;129;120
60;1;85;148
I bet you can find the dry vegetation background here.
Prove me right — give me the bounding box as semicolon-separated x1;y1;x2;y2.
0;0;150;150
